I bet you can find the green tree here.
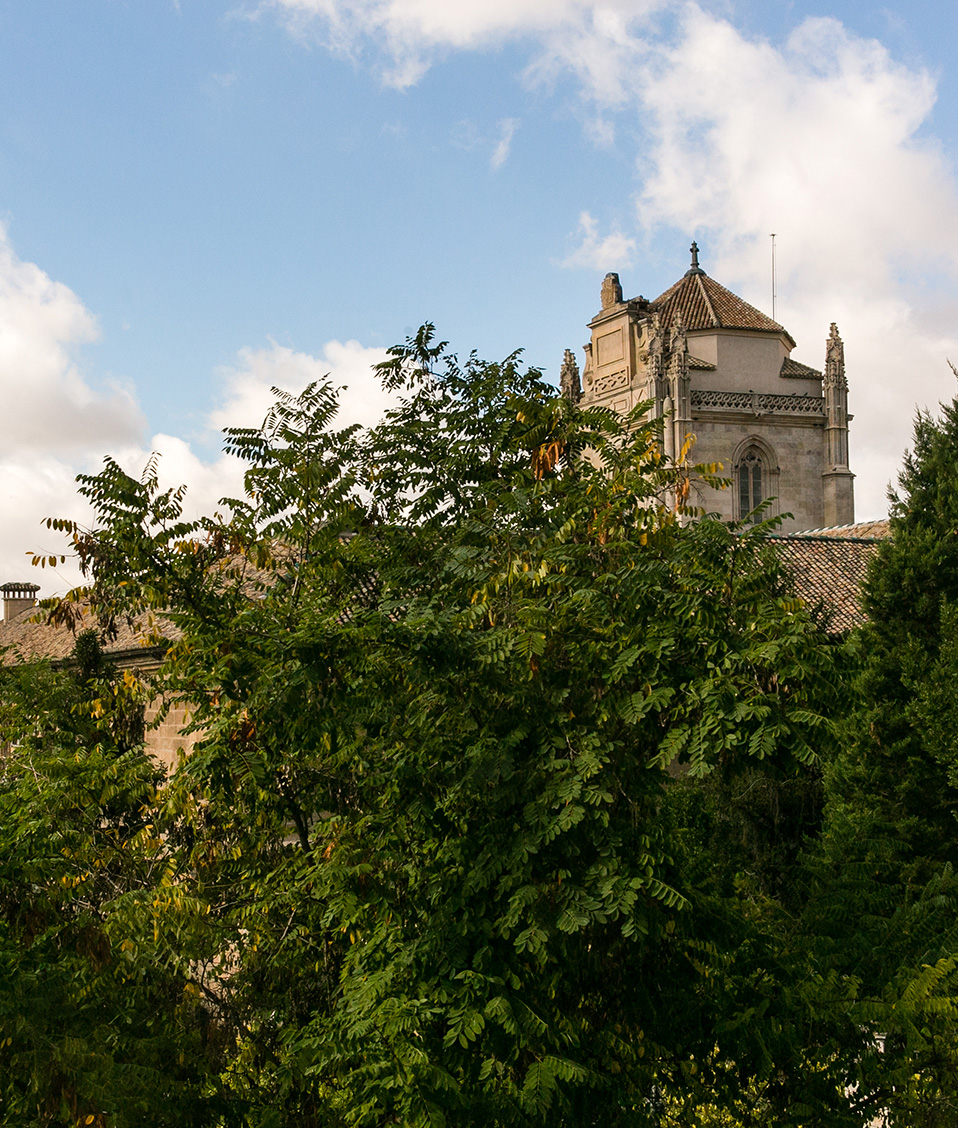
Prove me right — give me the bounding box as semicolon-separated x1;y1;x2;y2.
807;372;958;1127
0;634;226;1127
7;328;854;1125
843;377;958;864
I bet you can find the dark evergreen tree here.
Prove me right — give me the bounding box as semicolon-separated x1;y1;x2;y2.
849;372;958;863
808;369;958;1126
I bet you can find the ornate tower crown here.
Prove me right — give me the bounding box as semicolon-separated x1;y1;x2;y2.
600;272;623;309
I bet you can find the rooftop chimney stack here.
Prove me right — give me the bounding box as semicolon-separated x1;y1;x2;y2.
2;582;39;623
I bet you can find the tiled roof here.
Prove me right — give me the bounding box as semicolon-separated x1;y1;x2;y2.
0;550;282;667
688;355;716;371
652;270;795;348
781;357;821;379
767;525;889;632
0;601;176;666
790;521;890;540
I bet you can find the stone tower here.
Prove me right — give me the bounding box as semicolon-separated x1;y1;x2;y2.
566;246;854;532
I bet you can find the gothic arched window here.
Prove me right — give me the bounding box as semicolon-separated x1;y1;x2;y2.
737;447;766;522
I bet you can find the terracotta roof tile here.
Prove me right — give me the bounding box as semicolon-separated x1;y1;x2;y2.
0;602;177;666
766;530;886;632
781;357;821;379
651;271;795;347
688;355;716;371
790;521;890;540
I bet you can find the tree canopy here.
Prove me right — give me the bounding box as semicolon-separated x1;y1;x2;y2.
5;329;955;1126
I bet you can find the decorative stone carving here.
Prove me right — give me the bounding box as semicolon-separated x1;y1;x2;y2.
691;389;826;415
600;272;623;309
593;370;630;395
824;322;847;389
670;309;687;351
559;348;581;403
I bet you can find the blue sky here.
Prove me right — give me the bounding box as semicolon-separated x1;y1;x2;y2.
0;0;956;590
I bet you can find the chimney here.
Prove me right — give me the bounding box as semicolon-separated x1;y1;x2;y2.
2;582;39;623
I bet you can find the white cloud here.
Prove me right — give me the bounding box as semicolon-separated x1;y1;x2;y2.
452;117;521;168
89;340;395;555
490;118;519;169
558;210;635;271
0;224;394;599
0;226;144;455
209;337;392;434
0;226;147;594
637;13;954;284
99;338;394;537
0;454;95;596
267;0;604;51
263;0;662;89
6;0;958;603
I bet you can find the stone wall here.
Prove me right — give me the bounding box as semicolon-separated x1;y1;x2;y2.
143;697;200;772
689;412;828;532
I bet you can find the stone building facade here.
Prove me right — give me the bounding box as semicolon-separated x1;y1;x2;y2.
561;245;854;532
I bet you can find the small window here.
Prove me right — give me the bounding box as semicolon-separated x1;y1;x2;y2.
737;448;764;521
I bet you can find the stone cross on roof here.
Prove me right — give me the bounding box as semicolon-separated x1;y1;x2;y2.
686;241;705;277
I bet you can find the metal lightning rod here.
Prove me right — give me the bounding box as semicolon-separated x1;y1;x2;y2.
770;233;777;322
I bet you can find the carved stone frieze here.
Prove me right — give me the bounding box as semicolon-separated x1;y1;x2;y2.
593;370;631;395
690;389;825;416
